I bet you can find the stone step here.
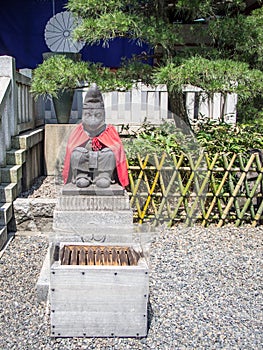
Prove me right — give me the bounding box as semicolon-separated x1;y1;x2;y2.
0;202;13;226
6;149;27;165
1;165;23;183
0;226;7;250
11;127;44;150
0;183;18;203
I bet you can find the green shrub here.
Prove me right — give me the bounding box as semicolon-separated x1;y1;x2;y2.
123;121;263;162
123;121;200;164
196;121;263;154
123;121;263;198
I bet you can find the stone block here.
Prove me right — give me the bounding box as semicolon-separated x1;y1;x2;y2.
50;242;149;337
11;127;44;150
13;197;55;232
0;183;17;203
13;198;57;226
0;202;13;226
0;226;7;250
1;165;22;183
53;210;133;231
36;247;50;302
6;149;26;165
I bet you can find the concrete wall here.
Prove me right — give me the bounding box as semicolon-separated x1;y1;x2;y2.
44;124;76;177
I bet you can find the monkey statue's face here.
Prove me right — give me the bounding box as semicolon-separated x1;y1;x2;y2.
82;108;106;136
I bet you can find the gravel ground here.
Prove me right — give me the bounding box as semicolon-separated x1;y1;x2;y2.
2;176;263;348
0;225;262;349
18;176;62;199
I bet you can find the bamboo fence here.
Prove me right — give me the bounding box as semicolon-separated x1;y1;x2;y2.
127;152;263;227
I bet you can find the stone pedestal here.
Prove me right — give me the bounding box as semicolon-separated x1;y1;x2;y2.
52;183;133;244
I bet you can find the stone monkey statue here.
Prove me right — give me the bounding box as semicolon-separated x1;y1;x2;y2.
62;83;129;189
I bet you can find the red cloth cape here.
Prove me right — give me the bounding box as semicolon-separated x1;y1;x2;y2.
62;124;129;187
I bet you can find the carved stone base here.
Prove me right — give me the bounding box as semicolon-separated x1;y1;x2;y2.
53;210;133;234
57;194;130;211
51;226;134;244
53;184;133;243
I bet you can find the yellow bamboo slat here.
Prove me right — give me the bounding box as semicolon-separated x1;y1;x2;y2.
129;154;150;220
167;154;194;226
154;153;185;226
138;154;166;223
252;198;263;227
236;155;256;224
217;153;256;227
185;153;217;226
170;153;207;226
152;154;174;223
202;153;237;226
237;153;263;226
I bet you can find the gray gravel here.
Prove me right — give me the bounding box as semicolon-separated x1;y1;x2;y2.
18;176;62;199
0;225;262;349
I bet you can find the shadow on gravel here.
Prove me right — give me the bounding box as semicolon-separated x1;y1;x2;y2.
18;176;47;198
147;299;154;332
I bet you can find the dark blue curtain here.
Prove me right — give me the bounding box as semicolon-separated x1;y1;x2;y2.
0;0;152;69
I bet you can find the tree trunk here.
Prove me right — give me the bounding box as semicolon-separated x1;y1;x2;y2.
168;90;192;132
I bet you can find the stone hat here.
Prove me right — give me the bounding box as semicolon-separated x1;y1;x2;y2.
83;83;104;109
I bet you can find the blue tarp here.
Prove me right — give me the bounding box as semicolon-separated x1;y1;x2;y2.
0;0;152;69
